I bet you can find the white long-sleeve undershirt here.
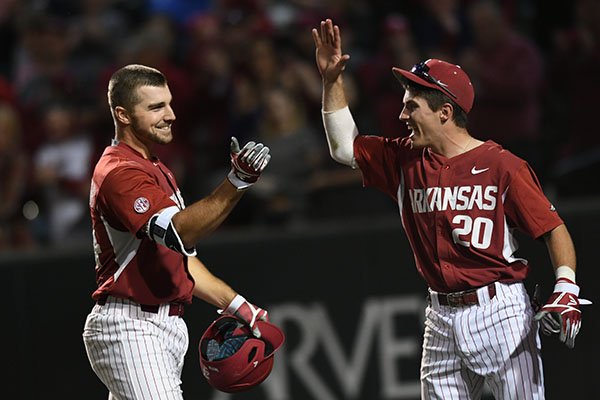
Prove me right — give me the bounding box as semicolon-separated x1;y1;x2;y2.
321;106;359;168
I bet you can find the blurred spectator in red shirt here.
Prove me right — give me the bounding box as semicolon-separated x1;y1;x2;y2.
0;102;34;250
459;0;545;174
183;14;235;189
13;13;79;154
544;0;600;196
413;0;472;61
357;14;421;137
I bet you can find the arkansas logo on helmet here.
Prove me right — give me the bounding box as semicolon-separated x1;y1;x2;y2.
199;315;285;393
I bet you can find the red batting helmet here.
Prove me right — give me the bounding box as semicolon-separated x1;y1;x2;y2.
199;315;285;393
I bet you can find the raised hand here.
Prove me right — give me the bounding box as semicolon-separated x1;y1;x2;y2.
228;136;271;190
311;19;350;84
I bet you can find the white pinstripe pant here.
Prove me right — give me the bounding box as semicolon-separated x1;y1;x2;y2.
82;297;189;400
421;282;544;400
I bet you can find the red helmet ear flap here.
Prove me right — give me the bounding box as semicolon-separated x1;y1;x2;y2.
199;316;285;393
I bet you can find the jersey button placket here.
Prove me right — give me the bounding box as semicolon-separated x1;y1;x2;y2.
433;162;451;287
439;163;451;187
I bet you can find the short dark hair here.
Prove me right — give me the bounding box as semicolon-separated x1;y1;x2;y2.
401;81;468;128
107;64;167;112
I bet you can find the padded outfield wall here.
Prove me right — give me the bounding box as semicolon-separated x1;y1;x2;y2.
2;210;597;399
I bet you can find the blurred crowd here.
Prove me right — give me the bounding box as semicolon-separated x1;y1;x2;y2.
1;0;599;252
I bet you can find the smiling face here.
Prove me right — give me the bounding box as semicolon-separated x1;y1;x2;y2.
400;89;443;149
126;84;176;147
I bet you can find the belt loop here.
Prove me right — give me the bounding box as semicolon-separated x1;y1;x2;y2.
428;289;441;309
169;303;185;317
477;284;488;305
477;282;497;305
96;294;108;305
488;282;497;300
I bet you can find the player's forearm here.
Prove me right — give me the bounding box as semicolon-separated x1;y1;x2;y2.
321;78;358;167
188;256;236;309
322;76;348;111
544;224;577;277
173;179;244;247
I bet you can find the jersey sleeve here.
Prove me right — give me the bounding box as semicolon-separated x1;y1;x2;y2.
97;165;177;235
353;135;410;200
503;163;563;239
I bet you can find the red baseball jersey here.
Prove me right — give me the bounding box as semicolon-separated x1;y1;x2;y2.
354;136;563;292
89;141;195;305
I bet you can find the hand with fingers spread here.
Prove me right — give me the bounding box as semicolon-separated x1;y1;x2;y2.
534;278;592;349
311;18;351;84
227;136;271;190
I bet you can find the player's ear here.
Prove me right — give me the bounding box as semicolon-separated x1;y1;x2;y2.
114;106;131;125
440;103;452;123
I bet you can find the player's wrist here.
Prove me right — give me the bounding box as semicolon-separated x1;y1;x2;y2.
224;294;246;314
555;265;576;283
227;170;252;191
552;280;580;296
553;266;579;294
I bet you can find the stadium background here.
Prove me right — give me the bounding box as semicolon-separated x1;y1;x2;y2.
1;0;598;399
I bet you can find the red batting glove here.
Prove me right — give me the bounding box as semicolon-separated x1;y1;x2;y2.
534;278;592;349
220;294;269;338
227;137;271;190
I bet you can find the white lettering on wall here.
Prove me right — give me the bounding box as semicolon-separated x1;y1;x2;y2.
210;296;426;400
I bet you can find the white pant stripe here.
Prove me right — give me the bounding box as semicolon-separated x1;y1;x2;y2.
83;297;189;399
421;282;545;399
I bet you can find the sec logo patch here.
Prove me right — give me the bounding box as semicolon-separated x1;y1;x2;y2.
133;197;150;213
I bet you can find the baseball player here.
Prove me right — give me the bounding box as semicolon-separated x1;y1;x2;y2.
312;19;591;399
82;64;270;399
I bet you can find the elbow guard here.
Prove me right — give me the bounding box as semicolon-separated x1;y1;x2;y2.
147;206;197;256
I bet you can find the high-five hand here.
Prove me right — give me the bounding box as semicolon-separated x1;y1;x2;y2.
227;136;271;190
311;19;350;84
